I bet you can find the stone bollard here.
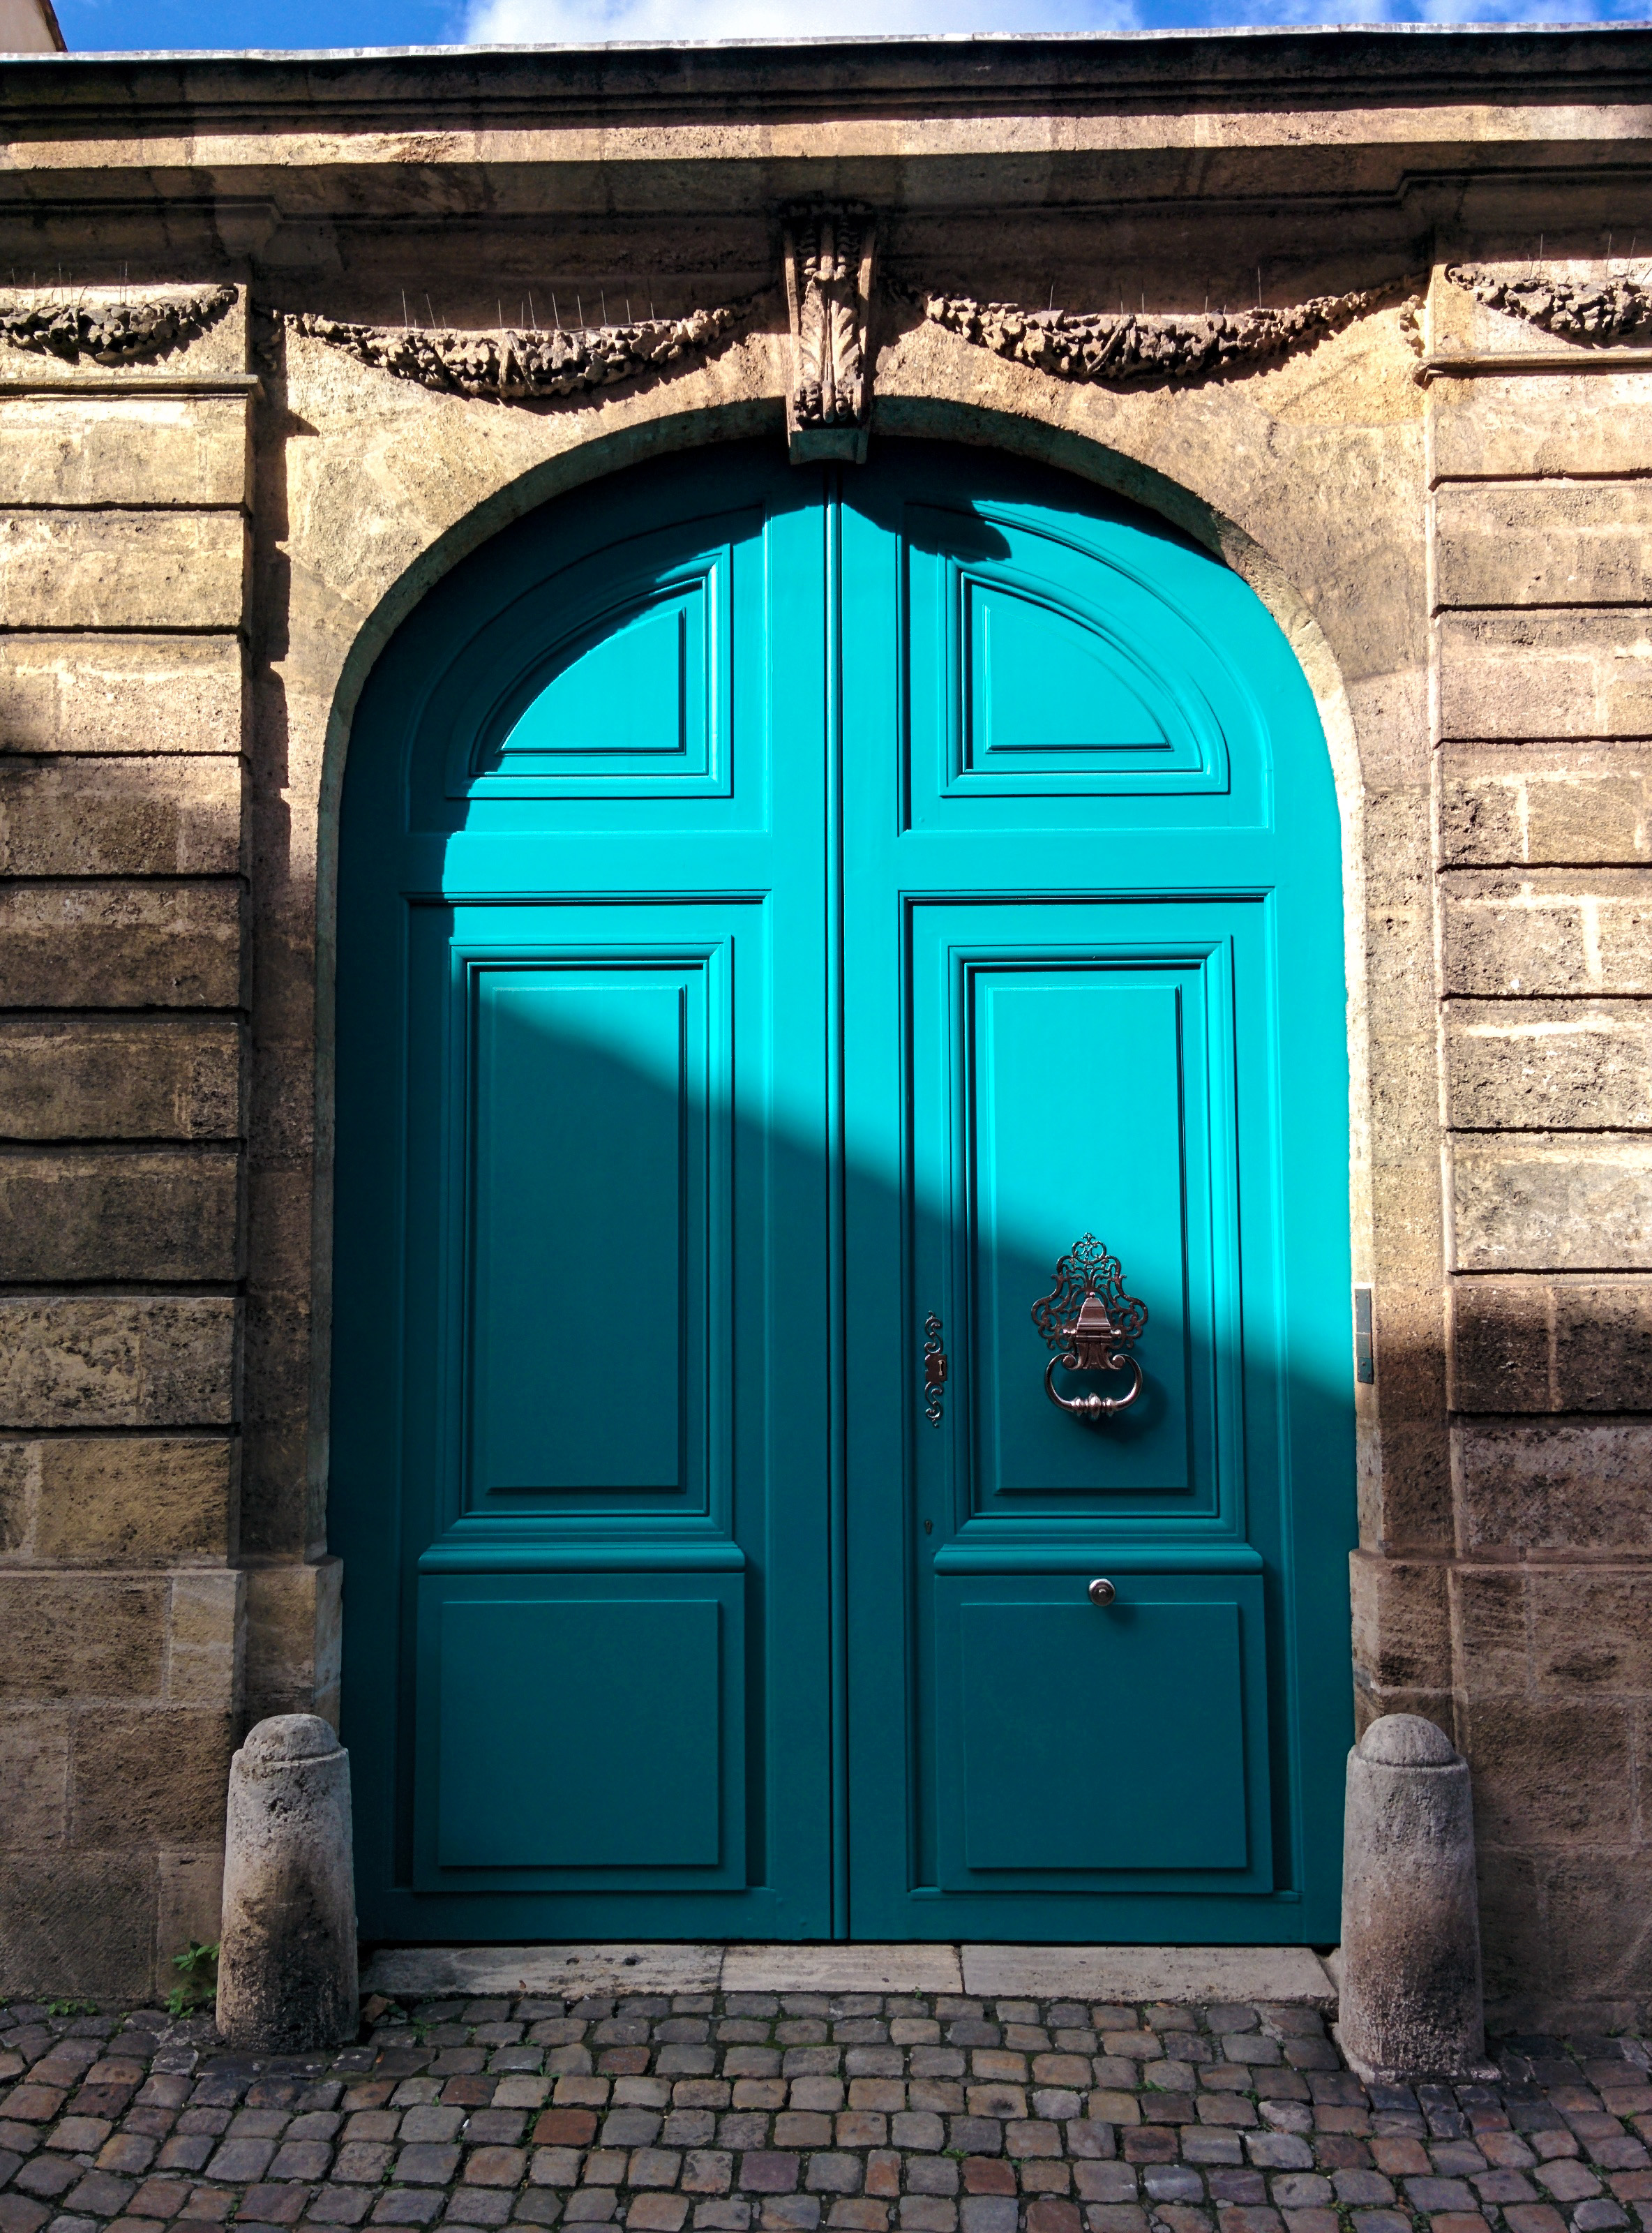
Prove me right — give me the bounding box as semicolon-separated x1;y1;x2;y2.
216;1715;359;2052
1337;1712;1496;2083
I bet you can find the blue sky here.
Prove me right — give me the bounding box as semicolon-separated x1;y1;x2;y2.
52;0;1648;56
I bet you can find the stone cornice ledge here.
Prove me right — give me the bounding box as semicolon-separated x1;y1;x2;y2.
915;276;1421;388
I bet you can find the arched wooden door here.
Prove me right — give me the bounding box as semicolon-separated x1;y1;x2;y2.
331;438;1354;1944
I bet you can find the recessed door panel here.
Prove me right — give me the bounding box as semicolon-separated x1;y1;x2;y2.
416;1571;745;1889
939;1574;1266;1883
470;969;703;1500
495;579;709;777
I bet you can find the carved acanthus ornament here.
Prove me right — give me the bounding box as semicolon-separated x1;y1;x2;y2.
1446;264;1652;343
783;209;877;462
0;285;236;366
917;280;1419;387
287;303;745;401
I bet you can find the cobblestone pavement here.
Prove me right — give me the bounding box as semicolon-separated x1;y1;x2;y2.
4;1990;1651;2233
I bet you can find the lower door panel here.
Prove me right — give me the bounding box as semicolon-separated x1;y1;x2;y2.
932;1570;1271;1893
414;1569;748;1892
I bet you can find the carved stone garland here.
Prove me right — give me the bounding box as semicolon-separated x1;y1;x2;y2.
1446;264;1652;343
288;302;744;401
783;208;877;463
0;284;236;366
917;280;1418;388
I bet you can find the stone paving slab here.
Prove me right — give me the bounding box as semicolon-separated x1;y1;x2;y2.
361;1957;726;2002
956;1957;1332;2008
358;1959;1331;2008
4;1982;1650;2233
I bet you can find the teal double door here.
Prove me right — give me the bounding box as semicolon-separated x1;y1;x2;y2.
333;439;1354;1944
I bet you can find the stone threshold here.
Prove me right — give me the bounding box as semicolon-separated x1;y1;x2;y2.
360;1943;1337;2004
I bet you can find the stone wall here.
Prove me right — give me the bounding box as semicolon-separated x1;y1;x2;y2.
1432;270;1652;2031
3;31;1652;2015
0;308;254;1999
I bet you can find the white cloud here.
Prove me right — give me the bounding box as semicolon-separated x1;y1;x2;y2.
464;0;1138;41
461;0;1630;54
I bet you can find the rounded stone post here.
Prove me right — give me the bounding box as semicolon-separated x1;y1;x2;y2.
1339;1712;1494;2083
216;1715;359;2051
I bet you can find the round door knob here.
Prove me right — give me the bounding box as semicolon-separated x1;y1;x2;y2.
1088;1577;1116;1606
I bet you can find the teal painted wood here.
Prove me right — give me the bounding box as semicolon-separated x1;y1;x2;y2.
333;447;836;1939
331;436;1354;1945
838;447;1353;1941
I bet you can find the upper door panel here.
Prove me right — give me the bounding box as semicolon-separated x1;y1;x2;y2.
901;494;1271;830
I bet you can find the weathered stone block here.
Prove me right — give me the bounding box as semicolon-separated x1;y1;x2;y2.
1447;1566;1528;1693
1455;1417;1652;1552
1364;899;1438;1035
1435;483;1652;608
1477;1847;1549;2014
0;394;250;507
0;1853;156;2001
1350;1551;1450;1691
0;1574;165;1702
0;511;247;629
1530;1568;1652;1692
1371;1164;1447;1281
0;1437;24;1552
1440;745;1652;865
0;1709;68;1850
0;1295;238;1428
0;1149;241;1280
1369;1031;1439;1163
1452;1135;1652;1271
70;1705;235;1846
0;1434;235;1562
1437;612;1652;742
1364;1415;1454;1559
245;1558;343;1728
1442;871;1652;996
0;882;241;1006
1446;1001;1652;1130
1452;1276;1652;1412
1553;1280;1652;1408
1431;371;1652;480
156;1846;224;1996
1450;1278;1551;1411
1540;1853;1652;2005
0;1016;242;1138
0;755;243;875
167;1569;244;1709
0;632;243;755
1460;1696;1635;1846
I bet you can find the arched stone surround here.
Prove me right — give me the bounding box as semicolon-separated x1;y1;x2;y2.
263;287;1425;1932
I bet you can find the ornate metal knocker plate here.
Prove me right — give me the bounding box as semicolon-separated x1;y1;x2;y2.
1031;1234;1148;1422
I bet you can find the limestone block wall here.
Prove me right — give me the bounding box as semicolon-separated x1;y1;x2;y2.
3;237;1652;2022
1427;269;1652;2029
0;302;255;1999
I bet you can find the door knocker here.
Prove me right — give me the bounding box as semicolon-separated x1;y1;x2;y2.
1032;1234;1147;1422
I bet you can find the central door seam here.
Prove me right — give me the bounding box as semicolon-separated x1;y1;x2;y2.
825;470;851;1941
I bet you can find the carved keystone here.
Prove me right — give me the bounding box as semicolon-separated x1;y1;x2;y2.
216;1713;359;2051
1337;1713;1496;2083
783;206;877;464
